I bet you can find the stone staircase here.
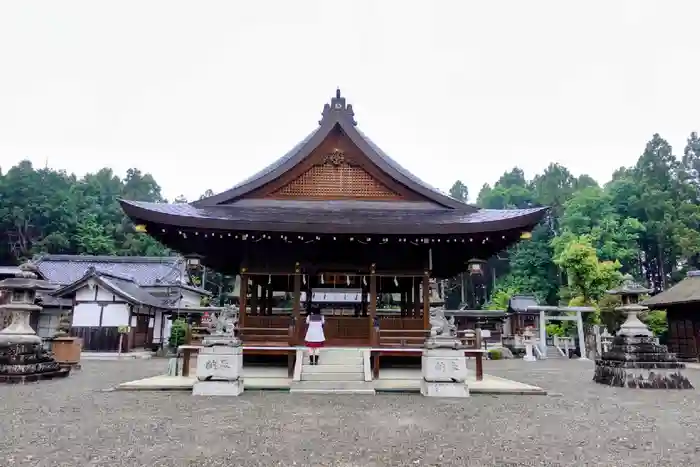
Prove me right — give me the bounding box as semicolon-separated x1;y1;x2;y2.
546;345;566;359
290;348;374;395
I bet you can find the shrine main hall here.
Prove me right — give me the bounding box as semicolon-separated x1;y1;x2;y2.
120;90;546;347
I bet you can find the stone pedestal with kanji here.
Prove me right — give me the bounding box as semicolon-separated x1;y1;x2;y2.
420;347;469;398
192;314;244;396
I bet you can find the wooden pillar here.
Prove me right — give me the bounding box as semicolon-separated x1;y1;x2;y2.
361;277;368;317
293;263;302;345
369;264;377;345
266;283;273;315
250;278;258;316
258;278;266;315
239;270;248;330
413;277;420;318
400;286;407;317
422;270;430;331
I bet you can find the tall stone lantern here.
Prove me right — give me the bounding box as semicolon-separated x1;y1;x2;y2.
593;274;692;389
0;262;70;383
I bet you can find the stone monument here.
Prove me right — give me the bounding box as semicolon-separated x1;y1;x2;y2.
522;327;537;362
0;262;70;383
593;274;692;389
192;305;244;396
421;308;469;398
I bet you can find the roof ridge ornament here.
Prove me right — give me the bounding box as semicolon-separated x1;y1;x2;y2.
319;88;357;126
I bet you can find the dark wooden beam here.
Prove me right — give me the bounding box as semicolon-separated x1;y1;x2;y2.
293;262;302;345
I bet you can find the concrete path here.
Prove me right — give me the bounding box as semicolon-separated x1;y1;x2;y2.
117;366;290;390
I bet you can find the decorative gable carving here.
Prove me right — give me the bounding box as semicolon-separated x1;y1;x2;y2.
269;149;402;200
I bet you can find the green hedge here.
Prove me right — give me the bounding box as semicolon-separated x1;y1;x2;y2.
488;348;503;360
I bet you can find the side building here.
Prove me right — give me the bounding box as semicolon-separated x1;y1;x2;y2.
33;255;210;353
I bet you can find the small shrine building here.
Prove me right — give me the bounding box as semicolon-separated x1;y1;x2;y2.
120;90;547;347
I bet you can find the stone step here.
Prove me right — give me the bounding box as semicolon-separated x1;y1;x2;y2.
546;346;566;358
290;380;375;394
301;372;365;381
314;357;363;365
302;364;364;373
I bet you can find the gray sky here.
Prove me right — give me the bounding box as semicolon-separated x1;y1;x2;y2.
1;1;698;202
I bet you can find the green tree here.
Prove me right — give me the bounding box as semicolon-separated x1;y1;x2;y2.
448;180;469;203
554;235;622;306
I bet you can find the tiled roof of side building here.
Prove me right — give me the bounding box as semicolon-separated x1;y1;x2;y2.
51;267;173;308
643;271;700;308
33;254;185;287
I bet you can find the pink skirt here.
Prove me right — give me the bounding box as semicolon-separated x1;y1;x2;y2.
306;341;325;348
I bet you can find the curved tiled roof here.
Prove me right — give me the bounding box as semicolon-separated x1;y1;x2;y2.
120;199;547;235
193;90;469;210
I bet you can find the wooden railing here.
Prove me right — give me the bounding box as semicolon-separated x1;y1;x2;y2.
239;325;295;346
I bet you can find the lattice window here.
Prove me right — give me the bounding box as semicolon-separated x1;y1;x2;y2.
273;162;402;199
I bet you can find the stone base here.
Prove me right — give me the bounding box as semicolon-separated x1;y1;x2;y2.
193;378;244;396
196;345;243;382
594;361;693;389
420;379;469;398
422;348;467;382
0;368;70;384
58;362;81;370
523;354;536;362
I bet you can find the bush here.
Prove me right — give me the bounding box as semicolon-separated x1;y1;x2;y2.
488;348;503;360
169;318;188;349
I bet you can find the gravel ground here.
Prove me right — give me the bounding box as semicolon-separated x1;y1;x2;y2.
1;358;700;467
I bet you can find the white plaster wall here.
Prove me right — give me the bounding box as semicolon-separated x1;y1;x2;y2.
72;303;101;327
75;284;114;302
154;311;163;341
101;304;130;327
75;285;96;302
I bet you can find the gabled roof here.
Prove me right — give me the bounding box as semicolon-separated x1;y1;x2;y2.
52;267;172;308
119;90;549;237
507;295;539;314
34;254;188;287
643;271;700;308
192;89;469;210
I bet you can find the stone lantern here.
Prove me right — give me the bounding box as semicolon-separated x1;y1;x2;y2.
593;274;692;389
0;262;70;383
467;259;485;276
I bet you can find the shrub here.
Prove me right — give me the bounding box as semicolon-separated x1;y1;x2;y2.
169;318;188;349
488;348;503;360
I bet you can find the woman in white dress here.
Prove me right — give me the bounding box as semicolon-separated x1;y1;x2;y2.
304;308;325;365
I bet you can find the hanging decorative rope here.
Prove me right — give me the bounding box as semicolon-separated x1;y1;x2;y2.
268;274;272;285
362;276;367;286
303;275;306;285
394;276;399;287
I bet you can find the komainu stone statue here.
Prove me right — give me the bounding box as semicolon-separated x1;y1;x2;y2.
422;307;469;397
426;307;462;349
194;304;244;396
203;305;240;347
429;308;457;338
